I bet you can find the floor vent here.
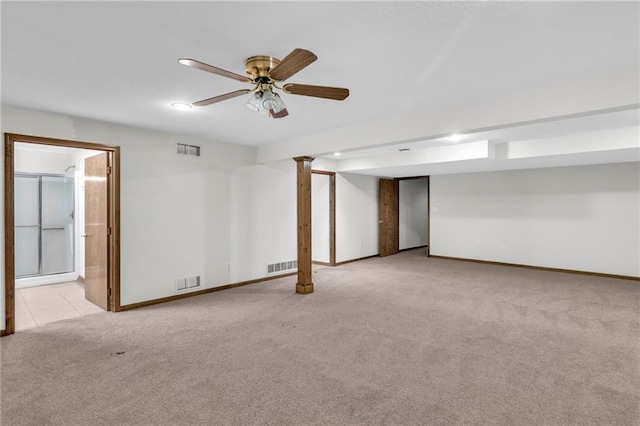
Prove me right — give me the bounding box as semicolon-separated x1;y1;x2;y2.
177;143;201;157
175;276;201;292
267;260;298;275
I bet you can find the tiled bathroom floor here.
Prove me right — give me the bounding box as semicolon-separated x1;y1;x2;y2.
15;281;104;331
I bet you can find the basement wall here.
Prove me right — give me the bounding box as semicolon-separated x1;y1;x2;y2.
335;172;379;262
229;161;297;283
430;163;640;277
0;105;257;327
0;105;381;331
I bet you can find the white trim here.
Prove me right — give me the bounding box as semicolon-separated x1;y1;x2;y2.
16;272;79;289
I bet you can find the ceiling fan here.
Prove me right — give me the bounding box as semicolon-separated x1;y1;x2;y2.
178;48;349;119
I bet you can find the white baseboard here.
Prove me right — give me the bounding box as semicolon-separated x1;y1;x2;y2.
16;272;79;289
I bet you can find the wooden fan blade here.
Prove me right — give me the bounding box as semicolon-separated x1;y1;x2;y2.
283;83;349;100
192;89;251;107
270;108;289;119
179;58;252;83
268;49;317;81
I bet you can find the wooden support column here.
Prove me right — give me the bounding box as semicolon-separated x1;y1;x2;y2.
293;156;314;294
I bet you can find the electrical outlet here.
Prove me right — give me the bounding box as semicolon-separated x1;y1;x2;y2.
225;263;231;271
501;245;507;251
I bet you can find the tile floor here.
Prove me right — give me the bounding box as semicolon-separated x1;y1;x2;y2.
15;281;104;331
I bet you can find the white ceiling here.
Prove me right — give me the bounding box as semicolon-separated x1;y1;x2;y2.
2;1;639;176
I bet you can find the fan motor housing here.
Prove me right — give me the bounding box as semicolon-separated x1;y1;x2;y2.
245;55;280;80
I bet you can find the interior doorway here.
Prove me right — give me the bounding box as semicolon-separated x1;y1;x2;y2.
311;170;336;266
379;176;430;258
3;133;121;336
399;177;430;252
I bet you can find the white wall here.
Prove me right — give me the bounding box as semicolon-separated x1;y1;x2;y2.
15;144;76;175
335;172;379;262
312;173;331;263
399;179;429;250
430;163;640;277
229;161;297;282
1;105;261;327
7;105;634;334
0;105;379;331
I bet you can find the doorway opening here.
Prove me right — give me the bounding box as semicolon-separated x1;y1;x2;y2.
311;170;336;266
399;177;430;254
379;176;430;258
3;134;121;336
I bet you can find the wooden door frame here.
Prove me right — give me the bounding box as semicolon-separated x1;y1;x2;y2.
311;170;336;266
2;133;121;336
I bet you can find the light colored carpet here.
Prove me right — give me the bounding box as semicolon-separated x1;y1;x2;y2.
1;249;639;425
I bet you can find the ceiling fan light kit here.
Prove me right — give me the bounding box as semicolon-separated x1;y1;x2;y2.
179;48;349;119
246;89;288;117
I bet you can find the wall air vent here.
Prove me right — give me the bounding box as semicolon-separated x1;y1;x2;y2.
175;278;187;291
177;143;201;157
175;276;201;292
188;276;201;288
266;260;298;276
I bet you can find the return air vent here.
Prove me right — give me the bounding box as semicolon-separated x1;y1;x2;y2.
266;260;298;276
177;143;201;157
175;276;201;292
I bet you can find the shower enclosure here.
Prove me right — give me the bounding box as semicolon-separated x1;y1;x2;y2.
15;173;75;279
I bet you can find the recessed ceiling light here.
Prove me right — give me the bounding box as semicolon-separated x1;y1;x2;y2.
171;102;192;111
447;134;464;142
333;152;342;156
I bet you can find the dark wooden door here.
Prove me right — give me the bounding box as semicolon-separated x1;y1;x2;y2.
84;153;109;310
379;178;399;257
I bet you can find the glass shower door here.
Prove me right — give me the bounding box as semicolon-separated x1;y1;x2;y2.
15;176;40;277
14;174;75;278
41;176;75;275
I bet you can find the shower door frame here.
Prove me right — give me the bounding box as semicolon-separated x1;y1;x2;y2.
15;172;76;279
3;133;121;336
